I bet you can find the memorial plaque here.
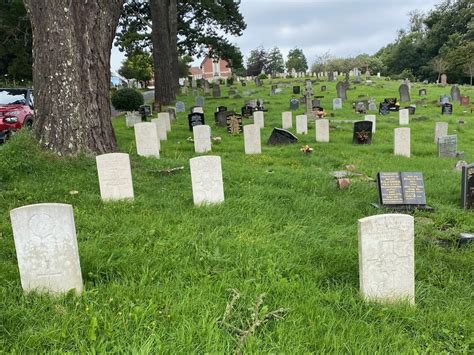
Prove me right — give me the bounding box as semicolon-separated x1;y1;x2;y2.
437;135;457;158
441;103;453;115
267;128;298;145
461;163;474;209
188;112;205;131
226;113;243;134
377;172;426;207
353;121;373;144
290;98;299;111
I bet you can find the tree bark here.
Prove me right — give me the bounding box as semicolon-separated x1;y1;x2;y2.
169;0;179;96
24;0;123;155
151;0;176;111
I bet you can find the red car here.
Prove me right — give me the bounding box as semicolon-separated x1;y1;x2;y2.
0;88;34;143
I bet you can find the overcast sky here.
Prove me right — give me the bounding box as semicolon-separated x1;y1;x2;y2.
111;0;441;72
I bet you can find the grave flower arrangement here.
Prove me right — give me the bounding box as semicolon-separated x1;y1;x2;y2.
300;145;313;154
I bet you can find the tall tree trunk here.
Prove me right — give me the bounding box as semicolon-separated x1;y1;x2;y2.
24;0;123;155
169;0;179;96
151;0;175;111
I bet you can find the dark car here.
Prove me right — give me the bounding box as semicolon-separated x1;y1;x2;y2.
0;88;34;143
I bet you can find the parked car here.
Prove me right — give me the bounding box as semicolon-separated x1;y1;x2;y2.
0;88;34;143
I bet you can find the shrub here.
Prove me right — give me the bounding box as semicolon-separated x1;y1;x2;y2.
111;88;144;111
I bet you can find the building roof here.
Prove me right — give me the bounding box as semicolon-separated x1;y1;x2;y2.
189;67;202;76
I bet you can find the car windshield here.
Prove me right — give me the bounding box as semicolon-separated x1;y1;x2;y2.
0;89;27;105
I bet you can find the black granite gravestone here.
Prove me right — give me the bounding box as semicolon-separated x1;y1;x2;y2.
188;112;205;131
352;121;373;144
379;102;390;115
461;163;474;209
267;128;298;145
215;110;233;127
241;105;254;118
293;86;300;94
376;172;427;209
290;98;299;111
226;113;243;134
441;103;453;115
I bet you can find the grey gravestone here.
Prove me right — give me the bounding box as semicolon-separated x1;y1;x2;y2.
188;112;205;131
336;81;347;100
176;101;185;113
293;86;300;94
438;135;457;157
332;98;342;110
441;103;453;115
376;172;426;208
451;85;461;103
202;80;210;95
368;98;377;111
267;128;298;145
290;98;299;111
196;96;205;107
321;85;327;92
419;89;427;96
440;74;448;86
440;94;450;105
353;121;373;144
212;84;221;98
312;99;321;107
461;163;474;209
399;84;410;103
327;72;334;81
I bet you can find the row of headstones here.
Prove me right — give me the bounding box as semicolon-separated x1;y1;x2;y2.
9;201;417;305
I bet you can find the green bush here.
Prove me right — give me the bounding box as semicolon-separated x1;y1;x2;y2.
111;88;144;111
258;73;268;80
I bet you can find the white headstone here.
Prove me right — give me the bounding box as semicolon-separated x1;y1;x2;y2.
158;112;171;132
190;156;224;205
377;72;381;78
364;115;376;133
96;153;134;201
332;98;342;110
134;122;160;158
282;112;292;129
193;125;212;153
296;115;308;134
253;111;265;128
244;124;261;155
315;119;329;143
394;128;411;158
399;109;409;125
358;214;415;304
152;117;167;141
10;203;83;294
193;107;204;114
434;122;448;144
125;113;141;128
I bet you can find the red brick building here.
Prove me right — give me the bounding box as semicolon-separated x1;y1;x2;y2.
189;56;232;81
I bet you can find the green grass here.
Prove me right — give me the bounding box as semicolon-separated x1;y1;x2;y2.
0;78;473;353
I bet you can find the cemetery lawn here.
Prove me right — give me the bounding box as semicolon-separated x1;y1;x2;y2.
0;79;473;353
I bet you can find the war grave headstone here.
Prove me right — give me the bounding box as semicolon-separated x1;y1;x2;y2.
193;125;212;153
419;88;427;96
450;85;461;103
286;97;298;112
315;119;329;143
296;115;308;134
282;112;292;129
399;109;409;125
176;101;185;113
399;84;410;103
196;95;205;107
434;122;448;143
125;112;141;128
244;124;261;155
460;96;470;106
96;153;134;201
253;111;265;128
152;117;167;141
188;112;205;131
364;115;376;133
226;113;243;134
332;98;343;110
10;203;83;294
212;84;221;98
336;81;347;100
158;112;171;132
441;103;453;115
358;214;415;304
267;128;298;145
134;122;160;158
437;135;457;158
375;172;429;210
461;163;474;209
293;86;301;94
394;128;410;158
353;121;373;144
190;156;224;205
440;73;448;86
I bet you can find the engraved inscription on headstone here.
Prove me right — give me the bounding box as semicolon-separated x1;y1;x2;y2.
190;156;224;205
152;117;167;141
244;124;261;154
377;172;426;207
253;111;265;128
437;135;457;158
96;153;134;201
358;214;415;304
193;125;212;153
434;122;448;143
353;121;373;144
315;119;329;143
188;112;205;131
282;111;292;129
10;203;83;294
332;98;343;110
158;112;171;132
441;103;453;115
394;128;410;158
296;115;308;134
134;122;160;158
399;109;409;125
